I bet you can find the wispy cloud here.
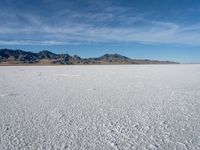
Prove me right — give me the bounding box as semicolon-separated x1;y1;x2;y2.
1;0;200;46
0;40;82;45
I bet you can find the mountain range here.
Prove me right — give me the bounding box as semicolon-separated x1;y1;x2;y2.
0;49;178;65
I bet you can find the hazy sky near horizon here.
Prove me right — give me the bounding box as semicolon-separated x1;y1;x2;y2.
0;0;200;63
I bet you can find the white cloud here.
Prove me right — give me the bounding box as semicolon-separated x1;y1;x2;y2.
0;40;80;45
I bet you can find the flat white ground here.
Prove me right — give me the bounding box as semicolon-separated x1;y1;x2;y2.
0;65;200;150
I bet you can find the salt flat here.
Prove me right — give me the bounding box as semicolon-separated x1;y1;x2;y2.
0;65;200;150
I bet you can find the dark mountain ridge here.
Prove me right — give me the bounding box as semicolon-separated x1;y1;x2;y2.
0;49;178;65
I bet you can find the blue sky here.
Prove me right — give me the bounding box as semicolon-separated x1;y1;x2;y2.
0;0;200;63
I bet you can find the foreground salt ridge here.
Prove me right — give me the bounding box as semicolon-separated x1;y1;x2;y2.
0;65;200;150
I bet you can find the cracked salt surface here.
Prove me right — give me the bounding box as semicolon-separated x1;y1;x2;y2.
0;65;200;149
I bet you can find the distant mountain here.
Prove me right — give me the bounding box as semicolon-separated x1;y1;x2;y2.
0;49;178;65
38;50;58;59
